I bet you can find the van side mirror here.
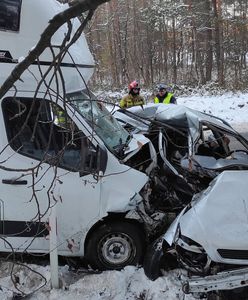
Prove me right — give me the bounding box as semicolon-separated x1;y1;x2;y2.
79;144;107;178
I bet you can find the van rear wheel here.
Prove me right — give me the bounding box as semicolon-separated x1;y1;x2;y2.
85;222;144;270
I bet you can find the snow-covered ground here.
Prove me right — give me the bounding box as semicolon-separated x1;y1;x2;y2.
0;262;192;300
177;92;248;132
1;92;248;300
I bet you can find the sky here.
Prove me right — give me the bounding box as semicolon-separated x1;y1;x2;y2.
1;92;248;300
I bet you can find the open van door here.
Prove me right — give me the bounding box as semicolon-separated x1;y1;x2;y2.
0;96;107;254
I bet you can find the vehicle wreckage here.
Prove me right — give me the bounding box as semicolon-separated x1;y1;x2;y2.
113;104;248;208
144;170;248;299
2;0;248;273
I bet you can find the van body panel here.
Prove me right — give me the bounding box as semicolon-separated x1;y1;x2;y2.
0;0;95;94
0;153;102;253
1;0;94;66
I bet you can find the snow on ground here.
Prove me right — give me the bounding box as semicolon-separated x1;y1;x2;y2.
1;92;248;300
0;262;193;300
98;89;248;131
177;92;248;132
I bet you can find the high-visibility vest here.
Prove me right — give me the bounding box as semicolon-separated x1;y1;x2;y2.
57;111;66;123
154;92;174;104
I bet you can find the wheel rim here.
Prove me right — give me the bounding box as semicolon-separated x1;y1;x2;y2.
99;233;136;267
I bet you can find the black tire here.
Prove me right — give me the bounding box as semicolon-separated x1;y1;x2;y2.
85;221;145;270
219;287;248;300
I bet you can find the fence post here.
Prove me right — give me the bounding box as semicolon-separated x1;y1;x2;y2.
49;204;59;289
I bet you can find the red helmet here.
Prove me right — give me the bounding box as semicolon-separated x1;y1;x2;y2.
128;80;140;91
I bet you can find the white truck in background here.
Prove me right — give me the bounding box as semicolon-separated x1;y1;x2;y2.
0;0;161;270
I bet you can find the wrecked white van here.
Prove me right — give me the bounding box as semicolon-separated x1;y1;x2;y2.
0;0;161;270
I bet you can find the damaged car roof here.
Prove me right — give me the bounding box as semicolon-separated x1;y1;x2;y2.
113;103;248;193
114;103;239;139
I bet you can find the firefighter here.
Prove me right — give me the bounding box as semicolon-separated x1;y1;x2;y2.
120;80;145;109
154;84;177;104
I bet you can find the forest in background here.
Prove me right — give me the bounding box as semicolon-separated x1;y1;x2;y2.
61;0;248;91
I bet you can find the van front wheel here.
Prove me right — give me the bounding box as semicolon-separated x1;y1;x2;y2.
85;222;144;270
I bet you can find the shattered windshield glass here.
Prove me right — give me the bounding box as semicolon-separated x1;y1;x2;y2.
67;90;130;155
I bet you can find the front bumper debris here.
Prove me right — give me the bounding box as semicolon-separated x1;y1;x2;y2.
182;266;248;295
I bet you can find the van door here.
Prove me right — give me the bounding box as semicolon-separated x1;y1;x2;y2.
0;96;106;254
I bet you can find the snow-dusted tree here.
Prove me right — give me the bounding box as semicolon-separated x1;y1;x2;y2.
86;0;248;90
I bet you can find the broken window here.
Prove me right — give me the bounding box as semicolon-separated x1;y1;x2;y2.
196;124;248;160
67;90;130;156
0;0;22;32
195;125;230;159
2;97;87;172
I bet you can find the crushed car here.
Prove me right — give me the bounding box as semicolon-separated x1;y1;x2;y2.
143;170;248;300
113;104;248;201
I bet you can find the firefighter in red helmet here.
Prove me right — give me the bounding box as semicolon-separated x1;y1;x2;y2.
120;80;145;109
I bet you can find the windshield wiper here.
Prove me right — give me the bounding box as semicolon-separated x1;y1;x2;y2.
125;134;131;145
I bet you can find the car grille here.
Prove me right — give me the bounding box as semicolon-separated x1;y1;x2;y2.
218;249;248;260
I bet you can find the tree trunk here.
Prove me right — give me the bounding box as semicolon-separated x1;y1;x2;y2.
212;0;224;86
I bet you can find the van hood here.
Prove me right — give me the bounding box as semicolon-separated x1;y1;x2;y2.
101;158;149;213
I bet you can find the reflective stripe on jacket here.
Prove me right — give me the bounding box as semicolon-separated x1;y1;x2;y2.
120;94;144;108
154;92;174;104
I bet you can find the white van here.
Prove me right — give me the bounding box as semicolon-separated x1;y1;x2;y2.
0;0;161;270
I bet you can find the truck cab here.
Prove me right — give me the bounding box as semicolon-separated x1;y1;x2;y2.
0;0;161;270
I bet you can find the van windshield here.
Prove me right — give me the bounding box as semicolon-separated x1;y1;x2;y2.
67;90;130;155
